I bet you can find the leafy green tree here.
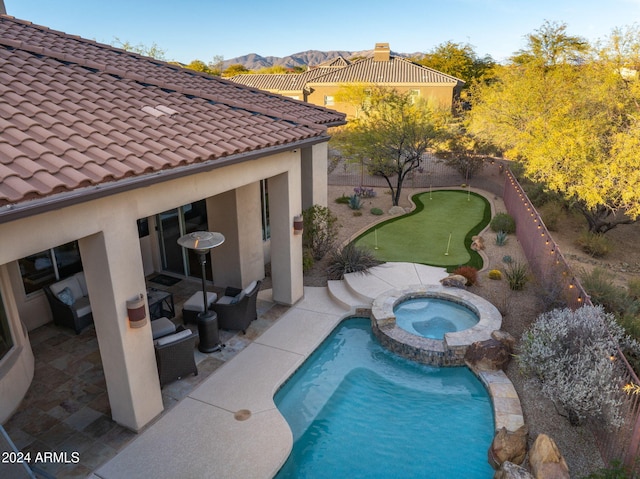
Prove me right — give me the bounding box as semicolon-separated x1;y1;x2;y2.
510;20;589;66
223;64;249;77
112;37;166;60
417;41;495;86
469;24;640;233
255;65;290;74
331;87;445;206
185;59;214;74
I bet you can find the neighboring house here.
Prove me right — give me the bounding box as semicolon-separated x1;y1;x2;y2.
0;15;345;431
229;43;465;118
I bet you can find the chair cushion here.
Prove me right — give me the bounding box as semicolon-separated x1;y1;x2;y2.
74;271;89;297
151;317;177;340
216;295;235;305
73;297;92;318
183;291;218;312
57;287;75;306
50;276;84;301
243;280;258;296
154;328;192;347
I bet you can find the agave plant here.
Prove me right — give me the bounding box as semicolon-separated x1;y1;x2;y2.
326;244;383;280
495;230;508;246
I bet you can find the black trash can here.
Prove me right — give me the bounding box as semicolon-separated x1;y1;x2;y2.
197;310;222;353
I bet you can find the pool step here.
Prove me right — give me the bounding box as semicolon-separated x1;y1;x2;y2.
327;280;371;310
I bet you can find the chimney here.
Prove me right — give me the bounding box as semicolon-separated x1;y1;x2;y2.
0;0;6;15
374;43;390;62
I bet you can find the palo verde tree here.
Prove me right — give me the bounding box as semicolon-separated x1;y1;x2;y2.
469;22;640;233
331;87;445;206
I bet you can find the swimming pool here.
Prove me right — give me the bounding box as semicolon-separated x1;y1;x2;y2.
394;297;479;339
274;318;494;478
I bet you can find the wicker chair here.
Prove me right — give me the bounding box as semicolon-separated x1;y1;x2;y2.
211;280;262;334
154;326;198;387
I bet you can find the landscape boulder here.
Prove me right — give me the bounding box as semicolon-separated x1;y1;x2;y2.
440;274;467;289
471;235;485;251
465;337;512;371
494;461;535;479
491;330;517;352
488;425;528;468
388;206;406;216
529;434;569;479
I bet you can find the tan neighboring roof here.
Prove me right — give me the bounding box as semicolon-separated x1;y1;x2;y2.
229;68;333;92
0;16;346;214
307;56;465;85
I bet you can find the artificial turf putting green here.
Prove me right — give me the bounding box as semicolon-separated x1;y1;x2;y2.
352;190;490;269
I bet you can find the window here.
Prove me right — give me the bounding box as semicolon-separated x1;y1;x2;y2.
19;241;83;294
409;89;421;104
261;179;270;240
0;292;12;360
324;95;335;106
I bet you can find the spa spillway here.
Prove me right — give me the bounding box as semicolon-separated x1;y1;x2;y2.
371;284;502;366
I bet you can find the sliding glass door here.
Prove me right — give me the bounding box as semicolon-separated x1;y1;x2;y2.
157;200;211;280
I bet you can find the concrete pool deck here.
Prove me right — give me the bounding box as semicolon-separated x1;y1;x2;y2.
92;262;524;479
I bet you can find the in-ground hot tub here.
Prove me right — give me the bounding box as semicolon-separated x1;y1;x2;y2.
394;297;479;339
371;284;502;366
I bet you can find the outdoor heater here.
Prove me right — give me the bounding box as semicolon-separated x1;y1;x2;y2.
177;231;225;352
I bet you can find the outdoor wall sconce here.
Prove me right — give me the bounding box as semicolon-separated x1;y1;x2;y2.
127;294;147;328
293;215;304;235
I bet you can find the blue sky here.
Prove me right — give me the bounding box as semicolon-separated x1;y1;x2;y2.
6;0;640;64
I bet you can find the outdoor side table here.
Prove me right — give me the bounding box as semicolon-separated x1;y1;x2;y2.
197;311;222;353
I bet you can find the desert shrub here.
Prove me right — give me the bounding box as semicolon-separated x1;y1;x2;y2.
370;207;384;216
495;231;508;246
335;195;350;205
581;267;632;315
302;248;314;273
488;269;502;280
490;212;516;234
538;201;563;231
575;231;611;257
348;194;362;210
628;278;640;300
354;186;376;198
583;460;636;479
302;204;339;261
326;244;383;280
518;305;638;428
453;266;478;286
504;260;528;290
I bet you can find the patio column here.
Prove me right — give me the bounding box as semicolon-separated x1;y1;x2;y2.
301;142;328;210
79;225;163;432
207;184;264;288
269;170;303;305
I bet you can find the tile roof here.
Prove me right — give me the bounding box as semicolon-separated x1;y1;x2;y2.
229;68;333;92
306;56;465;85
0;16;346;211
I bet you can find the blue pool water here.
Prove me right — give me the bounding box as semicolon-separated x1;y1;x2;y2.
394;298;479;339
274;318;494;479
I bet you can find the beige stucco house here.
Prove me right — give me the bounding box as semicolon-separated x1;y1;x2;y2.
0;15;345;432
229;43;465;118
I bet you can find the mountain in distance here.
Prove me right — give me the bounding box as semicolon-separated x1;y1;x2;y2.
220;48;421;70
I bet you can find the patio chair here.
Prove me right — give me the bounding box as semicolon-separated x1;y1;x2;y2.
154;325;198;387
211;280;262;334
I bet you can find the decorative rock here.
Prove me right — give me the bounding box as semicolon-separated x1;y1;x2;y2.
465;338;512;371
491;330;517;352
471;235;485;251
388;206;406;215
440;274;467;288
488;425;528;468
529;434;569;479
494;461;535;479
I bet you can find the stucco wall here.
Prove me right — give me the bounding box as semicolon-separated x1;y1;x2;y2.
306;83;456;118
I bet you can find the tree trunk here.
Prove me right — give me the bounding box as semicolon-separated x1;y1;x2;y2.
576;204;636;234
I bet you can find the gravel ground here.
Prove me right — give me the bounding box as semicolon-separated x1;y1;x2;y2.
302;185;606;477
